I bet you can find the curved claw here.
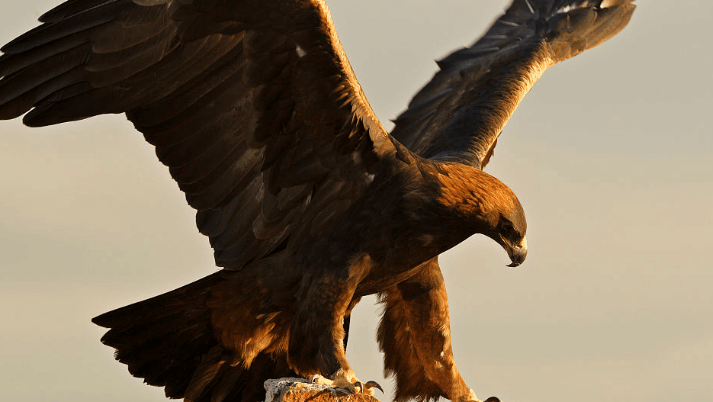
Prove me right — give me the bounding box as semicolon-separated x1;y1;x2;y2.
364;380;384;393
354;380;384;395
484;397;501;402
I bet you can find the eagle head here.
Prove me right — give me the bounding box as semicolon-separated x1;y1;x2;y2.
435;163;527;267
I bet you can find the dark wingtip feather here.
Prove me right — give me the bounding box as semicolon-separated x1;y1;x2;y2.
39;0;112;23
91;311;112;328
544;0;636;63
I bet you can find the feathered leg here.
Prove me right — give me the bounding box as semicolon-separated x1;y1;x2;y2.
378;258;492;402
287;256;380;395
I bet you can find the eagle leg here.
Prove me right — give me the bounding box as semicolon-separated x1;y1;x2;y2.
378;258;495;402
287;257;374;390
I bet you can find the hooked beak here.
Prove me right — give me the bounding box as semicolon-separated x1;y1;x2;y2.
506;236;528;267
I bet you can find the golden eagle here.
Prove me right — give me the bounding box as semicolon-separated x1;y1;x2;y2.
0;1;635;401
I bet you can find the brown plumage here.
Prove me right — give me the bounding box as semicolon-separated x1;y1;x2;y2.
0;1;635;402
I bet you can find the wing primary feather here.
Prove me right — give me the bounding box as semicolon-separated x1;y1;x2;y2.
0;45;89;107
38;0;118;23
2;3;121;54
0;33;86;78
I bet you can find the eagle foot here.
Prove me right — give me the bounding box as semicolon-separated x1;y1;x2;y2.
311;371;384;396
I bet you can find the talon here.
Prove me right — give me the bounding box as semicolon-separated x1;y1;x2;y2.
309;369;382;396
484;398;501;402
364;380;384;393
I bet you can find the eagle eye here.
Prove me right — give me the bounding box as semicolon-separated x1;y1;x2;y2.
501;220;512;231
500;219;517;238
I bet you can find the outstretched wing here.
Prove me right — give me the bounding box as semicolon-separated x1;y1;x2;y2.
0;0;395;269
391;0;635;169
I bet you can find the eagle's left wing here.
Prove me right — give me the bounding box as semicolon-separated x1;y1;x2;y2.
391;0;635;169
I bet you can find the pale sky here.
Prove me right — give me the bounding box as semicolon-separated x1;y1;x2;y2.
0;1;711;402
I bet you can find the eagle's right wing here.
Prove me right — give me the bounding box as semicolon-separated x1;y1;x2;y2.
0;0;397;270
391;0;635;169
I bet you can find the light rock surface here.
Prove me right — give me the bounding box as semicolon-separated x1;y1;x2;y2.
264;378;382;402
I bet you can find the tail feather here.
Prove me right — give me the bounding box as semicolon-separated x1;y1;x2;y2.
210;368;246;402
184;346;231;400
92;271;297;401
99;314;207;355
93;273;221;398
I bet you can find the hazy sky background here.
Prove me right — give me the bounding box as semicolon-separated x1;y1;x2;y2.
0;1;711;402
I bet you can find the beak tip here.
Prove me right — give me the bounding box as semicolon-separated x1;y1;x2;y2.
507;238;527;268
